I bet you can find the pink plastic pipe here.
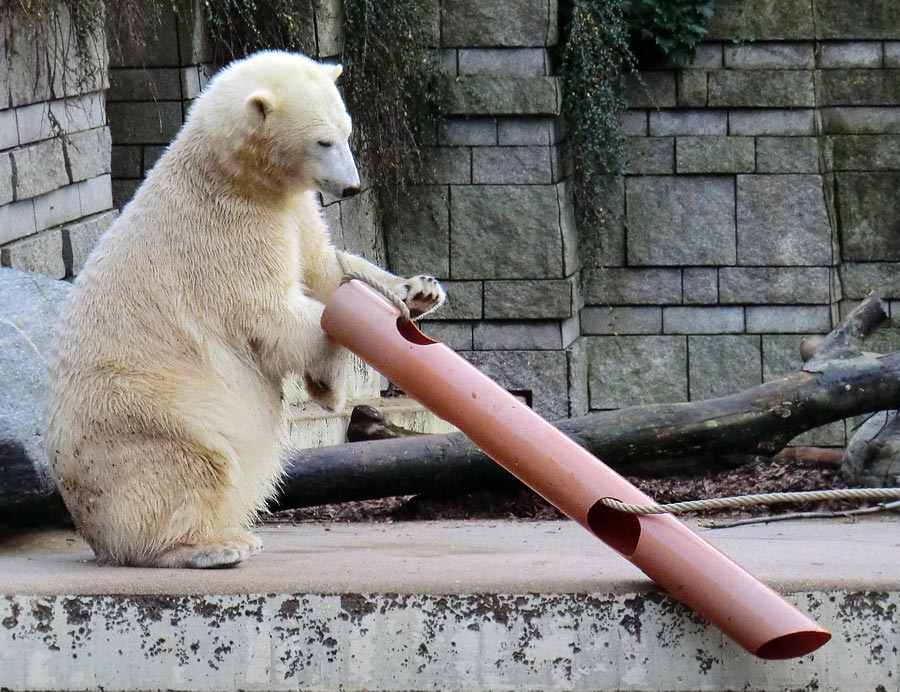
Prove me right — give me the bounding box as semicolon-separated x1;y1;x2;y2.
321;280;831;659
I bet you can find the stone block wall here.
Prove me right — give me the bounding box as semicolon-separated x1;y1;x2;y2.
0;5;116;280
580;0;900;444
401;0;580;420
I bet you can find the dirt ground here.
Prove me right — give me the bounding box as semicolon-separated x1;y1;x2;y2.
269;453;854;525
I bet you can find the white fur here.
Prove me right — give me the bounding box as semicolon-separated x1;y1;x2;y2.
45;51;444;568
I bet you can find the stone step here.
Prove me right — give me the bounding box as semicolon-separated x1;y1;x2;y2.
0;518;897;691
285;395;458;449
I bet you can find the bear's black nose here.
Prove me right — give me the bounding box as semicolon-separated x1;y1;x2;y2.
341;186;361;198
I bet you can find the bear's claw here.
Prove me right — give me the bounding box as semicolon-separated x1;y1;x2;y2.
400;275;446;319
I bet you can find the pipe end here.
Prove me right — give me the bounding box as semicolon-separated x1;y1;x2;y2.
587;499;642;557
755;630;832;660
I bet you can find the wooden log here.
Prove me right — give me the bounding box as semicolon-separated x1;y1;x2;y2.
278;296;897;509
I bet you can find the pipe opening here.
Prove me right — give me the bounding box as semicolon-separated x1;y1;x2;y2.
396;317;439;345
586;499;642;557
755;631;831;660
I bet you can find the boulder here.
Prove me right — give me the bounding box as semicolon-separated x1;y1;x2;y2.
843;410;900;487
0;267;70;514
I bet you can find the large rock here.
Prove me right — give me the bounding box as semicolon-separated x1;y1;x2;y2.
0;267;69;513
843;411;900;487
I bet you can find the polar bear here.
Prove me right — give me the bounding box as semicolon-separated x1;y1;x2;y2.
45;51;445;568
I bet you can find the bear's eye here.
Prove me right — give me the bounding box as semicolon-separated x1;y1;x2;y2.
317;141;334;148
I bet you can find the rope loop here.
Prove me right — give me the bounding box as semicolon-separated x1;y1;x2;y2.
337;256;411;322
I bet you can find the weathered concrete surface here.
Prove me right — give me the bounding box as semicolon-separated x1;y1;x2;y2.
0;519;898;691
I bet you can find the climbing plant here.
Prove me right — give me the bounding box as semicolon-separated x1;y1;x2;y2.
341;0;445;219
624;0;716;65
201;0;316;61
559;0;635;228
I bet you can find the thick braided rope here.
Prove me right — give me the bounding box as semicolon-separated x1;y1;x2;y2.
600;487;900;515
337;256;411;321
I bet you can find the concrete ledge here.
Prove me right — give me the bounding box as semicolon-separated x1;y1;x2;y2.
1;519;897;691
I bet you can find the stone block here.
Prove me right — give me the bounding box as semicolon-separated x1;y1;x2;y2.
0;155;12;206
746;306;832;333
107;102;183;145
580;306;662;335
625;137;674;175
458;49;548;77
587;335;687;408
32;182;81;231
583;267;682;305
440;118;497;146
578;175;625;268
626;176;736;266
676;136;754;173
14;101;53;146
0;23;8;110
836;172;900;261
649;110;727;136
65;127;112;182
688;335;761;400
6;11;50;107
108;4;180;67
176;0;215;63
0;229;65;279
428;281;483;320
12;139;68;200
314;0;345;57
0;109;18;151
111;145;142;178
0;199;37;245
78;175;113;216
484;278;575;319
627;72;677;108
663;306;744;334
384;186;449;278
677;70;708;107
109;68;182;102
887;43;900;68
723;42;815;69
827;134;900;170
339;189;384;265
736;175;831;266
421;147;471;184
473;321;565;350
50;93;107;134
447;76;560;116
112;179;140;209
818;42;884;68
450;185;563;279
683;267;718;304
143;145;168;173
620;111;648;136
719;267;832;304
814;0;900;40
472;146;554;184
462;350;569;420
677;43;725;69
709;70;815;107
729;109;816;136
756;137;820;173
820;106;900;134
818;70;900;106
497;118;556;145
762;334;806;380
841;263;900;299
707;0;814;41
441;0;557;48
63;210;117;275
419;321;473;351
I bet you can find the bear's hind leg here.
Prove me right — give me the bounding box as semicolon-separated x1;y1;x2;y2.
136;529;262;569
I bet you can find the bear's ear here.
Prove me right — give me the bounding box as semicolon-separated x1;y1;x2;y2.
323;63;343;82
245;89;277;120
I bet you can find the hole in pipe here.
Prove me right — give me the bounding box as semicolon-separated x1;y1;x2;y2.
396;317;439;345
755;631;831;660
586;499;642;557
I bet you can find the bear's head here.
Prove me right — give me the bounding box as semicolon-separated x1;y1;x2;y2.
190;51;361;199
